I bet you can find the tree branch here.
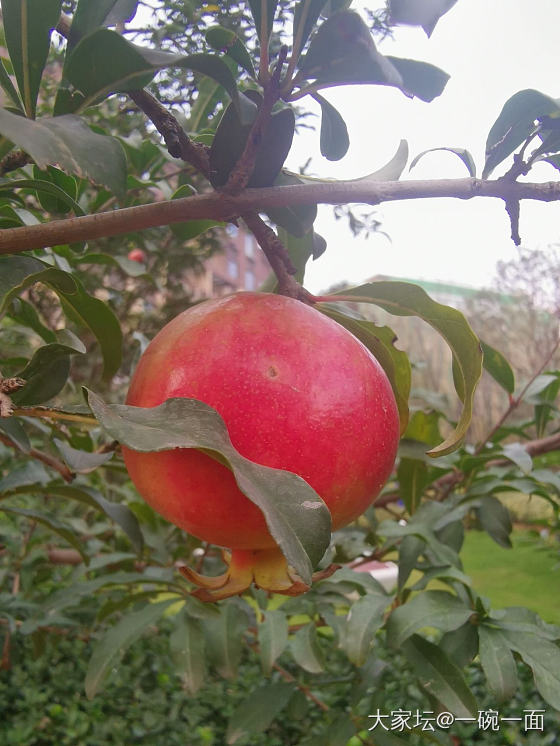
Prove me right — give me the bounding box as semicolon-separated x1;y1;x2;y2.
128;89;211;178
2;178;560;256
0;433;74;483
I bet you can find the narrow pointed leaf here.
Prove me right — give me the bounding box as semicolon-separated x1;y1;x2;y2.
258;610;289;674
13;340;85;405
1;0;62;118
403;634;477;717
226;682;294;744
499;628;560;711
332;282;483;456
386;56;450;102
293;0;330;56
483;89;560;178
85;599;177;699
86;391;331;584
478;625;518;702
344;592;390;665
480;340;515;394
247;0;278;44
290;623;326;673
387;590;474;648
314;93;349;161
68;0;138;50
1;506;88;563
476;495;513;548
170;613;206;695
204;603;248;680
0;417;30;453
0;255;75;313
56;29;248;121
265;170;317;237
205;26;256;78
0;109;127;197
54;439;114;473
410;146;476;176
0;58;24;112
388;0;458;37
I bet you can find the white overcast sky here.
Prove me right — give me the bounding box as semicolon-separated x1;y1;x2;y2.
285;0;560;293
138;1;560;293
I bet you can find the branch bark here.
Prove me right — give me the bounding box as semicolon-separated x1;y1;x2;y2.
2;178;560;255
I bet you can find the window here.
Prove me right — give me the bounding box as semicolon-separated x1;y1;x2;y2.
245;269;255;290
227;258;238;279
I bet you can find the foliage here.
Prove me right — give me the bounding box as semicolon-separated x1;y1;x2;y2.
1;0;560;743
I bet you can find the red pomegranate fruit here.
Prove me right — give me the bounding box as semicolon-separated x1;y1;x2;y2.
123;292;400;599
127;248;146;263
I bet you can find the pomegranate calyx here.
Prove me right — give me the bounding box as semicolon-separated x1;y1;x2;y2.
179;547;341;602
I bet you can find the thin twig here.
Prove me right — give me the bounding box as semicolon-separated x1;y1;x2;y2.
0;433;74;483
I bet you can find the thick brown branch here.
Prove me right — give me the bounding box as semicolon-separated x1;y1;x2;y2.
128;89;211;178
1;178;560;255
0;149;31;176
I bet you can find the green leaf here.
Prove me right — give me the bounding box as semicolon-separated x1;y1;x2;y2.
319;306;411;434
388;0;458;37
30;483;143;554
209;96;294;188
0;255;75;313
480;340;515;395
398;534;424;591
410;147;476;177
74;252;149;278
387;590;474;648
56;29;248;120
0;57;25;113
501;442;532;475
312;92;349;161
499;628;560;710
300;11;403;91
204;602;249;680
483;89;560;178
397;458;429;515
293;0;331;58
440;621;479;669
0;505;88;563
331;281;483;456
170;613;206;695
265;170;317;237
57;275;123;381
205;26;256;79
403;634;477;717
68;0;139;51
87;391;331;585
226;682;294;744
85;599;177;698
344;592;390;665
0;109;127;197
534;373;560;438
478;625;518;702
8;297;55;343
13;338;85;405
0;416;30;453
54;439;114;473
476;495;512;548
0;461;50;493
29;166;80;214
258;609;289;675
385;57;450;103
290;622;326;673
247;0;278;45
1;0;62;118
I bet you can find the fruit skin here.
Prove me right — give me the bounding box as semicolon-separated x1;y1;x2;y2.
123;292;400;550
127;248;146;263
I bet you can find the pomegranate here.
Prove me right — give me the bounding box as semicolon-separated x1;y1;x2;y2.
123;292;400;599
127;248;146;263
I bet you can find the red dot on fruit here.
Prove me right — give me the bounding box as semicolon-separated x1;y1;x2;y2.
123;292;400;600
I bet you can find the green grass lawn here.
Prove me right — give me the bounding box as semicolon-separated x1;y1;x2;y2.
460;530;560;624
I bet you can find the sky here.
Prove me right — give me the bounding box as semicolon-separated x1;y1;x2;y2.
137;1;560;294
284;0;560;293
